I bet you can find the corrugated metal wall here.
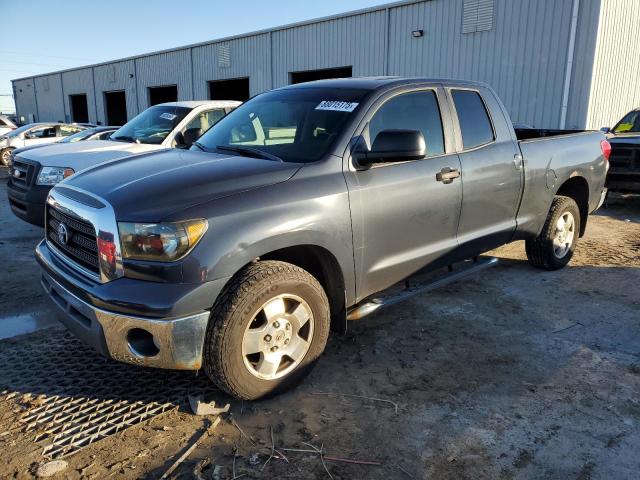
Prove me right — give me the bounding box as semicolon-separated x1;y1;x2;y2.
33;74;65;122
388;0;577;127
271;9;387;87
93;60;138;124
192;33;272;98
12;78;38;123
586;0;640;129
12;0;612;129
134;49;193;111
61;68;97;124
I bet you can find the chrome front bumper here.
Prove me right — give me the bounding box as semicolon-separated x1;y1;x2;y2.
41;269;210;370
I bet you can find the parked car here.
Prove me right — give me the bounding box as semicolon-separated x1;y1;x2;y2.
36;78;609;400
0;114;17;136
8;126;118;160
0;122;86;166
7;101;239;226
601;108;640;193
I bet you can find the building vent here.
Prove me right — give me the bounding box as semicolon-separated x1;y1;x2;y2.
108;66;116;84
217;44;231;68
43;77;50;92
463;0;494;34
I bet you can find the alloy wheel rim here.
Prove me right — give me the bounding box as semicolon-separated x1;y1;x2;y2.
241;293;314;380
552;211;575;259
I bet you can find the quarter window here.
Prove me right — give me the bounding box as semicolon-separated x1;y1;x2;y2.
368;90;445;157
451;90;494;149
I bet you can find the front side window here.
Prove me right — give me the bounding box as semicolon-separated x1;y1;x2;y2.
27;126;56;138
183;109;226;135
110;105;191;145
367;90;445;157
451;90;494;149
195;87;370;163
613;110;640;134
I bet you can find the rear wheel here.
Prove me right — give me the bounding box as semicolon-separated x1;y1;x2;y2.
525;195;581;270
203;260;330;400
0;148;13;167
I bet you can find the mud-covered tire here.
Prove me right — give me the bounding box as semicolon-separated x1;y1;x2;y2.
0;148;13;167
526;195;581;270
203;260;330;400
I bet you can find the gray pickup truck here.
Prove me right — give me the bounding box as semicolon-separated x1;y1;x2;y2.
36;78;609;400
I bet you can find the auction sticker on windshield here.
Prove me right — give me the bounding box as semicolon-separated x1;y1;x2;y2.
315;101;359;112
160;113;177;121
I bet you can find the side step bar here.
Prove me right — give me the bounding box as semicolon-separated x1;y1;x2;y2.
346;256;498;321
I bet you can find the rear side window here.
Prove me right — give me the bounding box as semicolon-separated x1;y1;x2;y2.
452;90;494;149
368;90;445;157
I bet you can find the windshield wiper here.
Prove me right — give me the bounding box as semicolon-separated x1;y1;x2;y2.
216;145;283;162
110;135;137;143
192;141;208;152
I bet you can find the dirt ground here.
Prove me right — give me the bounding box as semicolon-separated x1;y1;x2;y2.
0;169;639;479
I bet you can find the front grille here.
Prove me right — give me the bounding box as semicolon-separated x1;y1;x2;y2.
46;205;99;275
10;159;34;189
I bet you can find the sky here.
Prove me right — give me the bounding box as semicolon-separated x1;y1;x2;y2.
0;0;389;114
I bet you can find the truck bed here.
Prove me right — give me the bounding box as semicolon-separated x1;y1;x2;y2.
514;128;587;141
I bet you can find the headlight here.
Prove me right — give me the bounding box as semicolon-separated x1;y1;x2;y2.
36;166;74;185
118;219;208;262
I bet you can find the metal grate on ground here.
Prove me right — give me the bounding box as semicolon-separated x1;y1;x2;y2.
0;330;216;459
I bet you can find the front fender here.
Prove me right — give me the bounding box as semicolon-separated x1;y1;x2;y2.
177;158;357;304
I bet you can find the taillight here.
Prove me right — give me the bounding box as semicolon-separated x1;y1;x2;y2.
600;139;611;162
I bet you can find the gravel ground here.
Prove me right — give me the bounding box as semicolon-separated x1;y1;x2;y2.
0;170;638;479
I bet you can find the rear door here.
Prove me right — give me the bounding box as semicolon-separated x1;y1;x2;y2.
344;86;463;301
448;88;523;257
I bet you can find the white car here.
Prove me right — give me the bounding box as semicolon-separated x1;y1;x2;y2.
7;100;240;226
0;114;17;136
0;122;86;166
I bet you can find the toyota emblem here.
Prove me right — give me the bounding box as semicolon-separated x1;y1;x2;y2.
57;223;69;245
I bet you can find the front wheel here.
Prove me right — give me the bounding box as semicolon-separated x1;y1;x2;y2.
525;195;581;270
203;260;330;400
0;148;13;167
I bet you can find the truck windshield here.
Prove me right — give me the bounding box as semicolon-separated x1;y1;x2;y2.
110;105;191;144
612;110;640;134
194;87;371;163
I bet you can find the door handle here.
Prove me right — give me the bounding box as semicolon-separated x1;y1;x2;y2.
513;154;523;170
436;167;461;184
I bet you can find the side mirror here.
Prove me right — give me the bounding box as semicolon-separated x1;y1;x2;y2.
355;129;426;167
175;128;203;148
600;127;611;134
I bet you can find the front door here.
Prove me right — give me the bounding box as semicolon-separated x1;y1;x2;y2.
344;87;463;301
23;125;58;147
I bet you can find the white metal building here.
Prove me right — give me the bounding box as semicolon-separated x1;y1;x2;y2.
11;0;640;130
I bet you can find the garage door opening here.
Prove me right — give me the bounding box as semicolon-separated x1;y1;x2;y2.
289;66;353;85
208;78;250;101
148;85;178;106
69;94;89;123
104;90;127;126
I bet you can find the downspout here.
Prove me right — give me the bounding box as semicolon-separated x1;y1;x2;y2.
560;0;580;129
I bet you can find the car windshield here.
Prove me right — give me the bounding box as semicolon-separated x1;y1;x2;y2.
613;110;640;134
60;129;94;143
194;87;371;163
110;105;191;144
5;124;46;138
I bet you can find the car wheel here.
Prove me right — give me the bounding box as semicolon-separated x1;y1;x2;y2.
525;195;581;270
203;260;330;400
0;148;13;167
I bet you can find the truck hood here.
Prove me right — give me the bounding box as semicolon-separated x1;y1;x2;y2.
17;140;160;169
59;149;302;221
